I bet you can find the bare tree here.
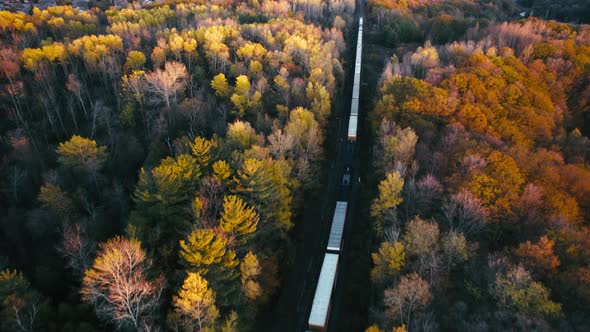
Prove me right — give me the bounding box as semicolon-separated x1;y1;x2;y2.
285;107;324;189
403;217;441;283
0;270;42;332
58;223;95;277
144;61;188;108
384;273;431;328
81;236;164;331
268;129;295;160
443;190;488;237
374;119;418;177
66;74;90;121
415;174;443;217
199;176;224;226
442;230;470;272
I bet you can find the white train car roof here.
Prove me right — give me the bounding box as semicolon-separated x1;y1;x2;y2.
348;115;358;141
350;98;359;116
308;253;339;329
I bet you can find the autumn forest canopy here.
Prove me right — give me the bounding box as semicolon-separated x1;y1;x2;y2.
0;0;589;331
364;0;590;331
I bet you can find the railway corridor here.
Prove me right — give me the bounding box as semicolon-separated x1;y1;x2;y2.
265;3;366;330
304;14;365;332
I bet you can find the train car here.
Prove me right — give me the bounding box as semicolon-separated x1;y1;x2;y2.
348;16;362;142
308;253;340;331
327;201;348;253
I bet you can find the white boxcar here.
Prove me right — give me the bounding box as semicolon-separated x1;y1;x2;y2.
327;201;348;252
308;253;339;331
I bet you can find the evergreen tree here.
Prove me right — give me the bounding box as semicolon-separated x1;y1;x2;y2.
190;137;216;169
130;154;201;261
180;229;235;274
219;195;259;246
179;228;240;308
233;159;278;226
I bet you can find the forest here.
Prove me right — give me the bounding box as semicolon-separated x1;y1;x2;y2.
0;0;356;330
364;0;590;331
0;0;589;331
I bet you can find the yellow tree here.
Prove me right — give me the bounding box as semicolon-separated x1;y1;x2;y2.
57;135;107;176
172;272;219;331
466;150;525;219
371;241;405;283
306;82;331;124
371;171;404;236
211;73;230;98
230;75;261;118
364;325;384;332
231;75;251;118
372;171;405;216
284;107;323;189
124;50;146;72
227;120;259;150
21;43;67;132
236;42;267;64
67;34;123;73
240;251;262;301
